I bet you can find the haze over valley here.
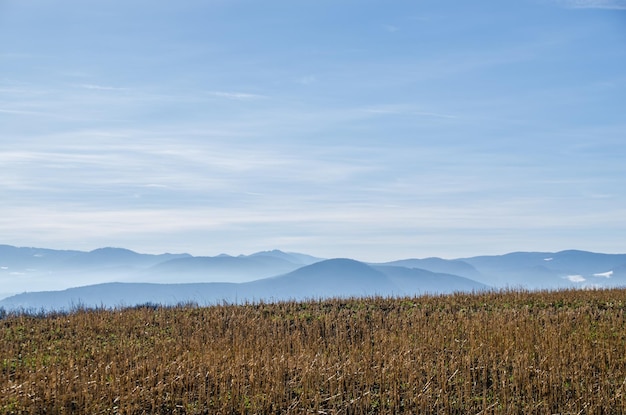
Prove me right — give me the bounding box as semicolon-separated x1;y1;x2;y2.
2;244;625;311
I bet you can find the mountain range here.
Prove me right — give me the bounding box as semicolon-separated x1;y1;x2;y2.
1;244;625;311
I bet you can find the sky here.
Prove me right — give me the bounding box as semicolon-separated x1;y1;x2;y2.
1;0;625;262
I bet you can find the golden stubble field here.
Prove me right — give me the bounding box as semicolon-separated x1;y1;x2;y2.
1;288;626;414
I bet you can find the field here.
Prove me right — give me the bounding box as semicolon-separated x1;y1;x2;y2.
2;288;626;414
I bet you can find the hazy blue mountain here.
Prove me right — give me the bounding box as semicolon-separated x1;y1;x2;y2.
0;245;192;294
1;245;87;294
0;292;14;301
546;250;626;275
379;258;483;281
58;247;191;270
0;245;319;290
0;258;490;311
244;258;398;300
380;250;626;289
248;249;323;266
0;282;241;312
373;266;489;295
613;264;626;277
0;244;81;269
140;254;304;283
0;245;319;289
461;250;626;288
2;245;626;312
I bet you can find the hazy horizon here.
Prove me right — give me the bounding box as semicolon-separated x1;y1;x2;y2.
1;0;625;262
2;243;626;306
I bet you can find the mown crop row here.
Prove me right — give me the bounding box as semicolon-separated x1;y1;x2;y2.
2;288;626;414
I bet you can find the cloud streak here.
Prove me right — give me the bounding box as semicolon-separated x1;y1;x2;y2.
557;0;626;9
1;0;624;261
209;91;268;100
76;84;130;91
2;165;626;259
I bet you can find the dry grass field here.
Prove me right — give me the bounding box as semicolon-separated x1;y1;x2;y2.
2;288;626;414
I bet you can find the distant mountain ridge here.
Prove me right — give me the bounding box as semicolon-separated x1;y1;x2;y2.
1;245;625;311
0;258;488;311
142;254;305;283
0;245;322;294
380;257;483;281
460;250;626;287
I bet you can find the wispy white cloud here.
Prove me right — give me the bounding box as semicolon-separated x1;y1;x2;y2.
75;83;129;91
209;91;267;100
0;108;49;116
1;0;624;262
2;193;625;261
295;75;317;85
565;275;586;282
557;0;626;8
0;53;37;60
361;105;459;120
382;24;400;32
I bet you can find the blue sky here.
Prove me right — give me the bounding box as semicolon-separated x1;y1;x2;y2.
1;0;625;261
